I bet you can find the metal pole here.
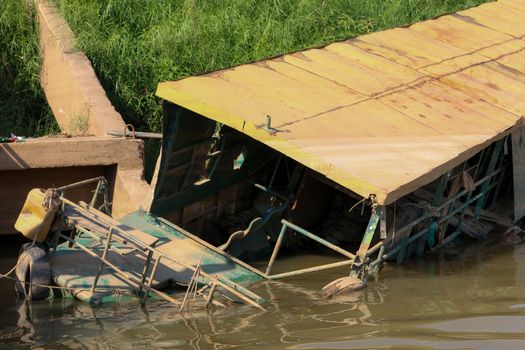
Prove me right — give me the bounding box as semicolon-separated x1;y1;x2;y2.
281;219;356;259
423;171;450;251
106;130;163;139
91;226;114;293
142;255;161;303
139;250;154;294
265;223;287;275
207;134;227;180
89;179;104;208
268;155;282;189
59;233;182;306
475;140;503;218
267;259;354;280
206;283;218;307
356;209;381;260
56;177;106;192
366;241;383;256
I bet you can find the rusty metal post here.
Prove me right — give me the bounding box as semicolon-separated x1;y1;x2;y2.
417;172;450;256
350;205;381;278
56;177;106;192
206;283;218;307
142;255;161;304
91;226;114;293
89;179;104;209
265;223;287;275
475;140;503;218
139;250;154;294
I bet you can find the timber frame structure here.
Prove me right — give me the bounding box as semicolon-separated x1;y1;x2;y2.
137;103;515;286
142;0;525;285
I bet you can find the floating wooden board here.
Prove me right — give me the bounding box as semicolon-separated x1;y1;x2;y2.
51;246;172;303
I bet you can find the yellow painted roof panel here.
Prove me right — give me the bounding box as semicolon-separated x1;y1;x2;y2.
498;0;525;11
156;0;525;205
457;2;525;37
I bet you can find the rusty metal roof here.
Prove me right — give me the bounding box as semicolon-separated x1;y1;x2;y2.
156;0;525;205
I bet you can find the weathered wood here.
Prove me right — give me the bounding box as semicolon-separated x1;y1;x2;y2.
73;201;159;247
512;126;525;221
321;276;365;298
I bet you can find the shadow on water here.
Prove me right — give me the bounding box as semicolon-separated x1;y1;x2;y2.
2;230;525;349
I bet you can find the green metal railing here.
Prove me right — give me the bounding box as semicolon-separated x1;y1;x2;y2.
261;137;510;279
263;214;383;280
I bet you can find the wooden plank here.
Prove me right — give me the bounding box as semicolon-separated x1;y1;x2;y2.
352;27;469;69
458;2;525;37
51;248;172;302
512;125;525;221
498;0;525;12
74;202;159;247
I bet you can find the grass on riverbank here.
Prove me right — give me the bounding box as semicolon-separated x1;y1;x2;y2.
0;0;59;137
54;0;490;134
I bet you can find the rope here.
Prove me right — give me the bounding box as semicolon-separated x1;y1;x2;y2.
348;197;367;215
0;251;27;280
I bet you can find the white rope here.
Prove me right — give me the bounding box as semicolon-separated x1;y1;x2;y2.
348;197;367;215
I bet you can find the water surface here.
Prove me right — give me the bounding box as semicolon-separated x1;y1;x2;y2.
1;232;525;349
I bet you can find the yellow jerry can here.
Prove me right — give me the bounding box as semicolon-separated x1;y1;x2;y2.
15;188;59;243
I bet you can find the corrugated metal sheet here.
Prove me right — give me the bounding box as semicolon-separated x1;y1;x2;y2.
156;0;525;205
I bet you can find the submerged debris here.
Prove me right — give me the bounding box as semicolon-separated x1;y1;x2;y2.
321;276;365;298
13;177;266;311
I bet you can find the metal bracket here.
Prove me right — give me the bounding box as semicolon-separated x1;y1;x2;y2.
256;115;278;135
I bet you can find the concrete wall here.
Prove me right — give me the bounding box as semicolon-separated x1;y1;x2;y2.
0;137;151;233
0;165;114;234
0;1;154;234
38;0;125;137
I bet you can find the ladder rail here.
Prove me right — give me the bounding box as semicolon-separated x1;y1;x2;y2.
59;197;265;310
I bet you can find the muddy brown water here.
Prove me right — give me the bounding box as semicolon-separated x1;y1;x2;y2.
1;232;525;349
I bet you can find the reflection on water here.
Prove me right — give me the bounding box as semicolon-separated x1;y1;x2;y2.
1;232;525;349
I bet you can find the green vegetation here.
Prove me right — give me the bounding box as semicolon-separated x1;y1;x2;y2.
54;0;490;134
0;0;59;137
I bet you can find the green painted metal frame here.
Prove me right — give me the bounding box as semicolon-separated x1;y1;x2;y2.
263;219;356;279
121;211;267;284
262;213;386;281
146;137;508;283
60;216;266;308
354;208;381;274
151;103;181;204
370;167;504;269
145;102;513;288
424;171;450;251
475;140;504;218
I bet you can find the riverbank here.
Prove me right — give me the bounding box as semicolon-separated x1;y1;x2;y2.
0;1;58;136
